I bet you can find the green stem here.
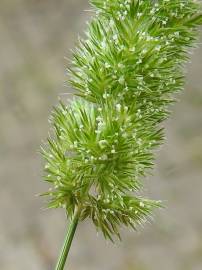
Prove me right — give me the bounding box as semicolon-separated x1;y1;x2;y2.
55;207;81;270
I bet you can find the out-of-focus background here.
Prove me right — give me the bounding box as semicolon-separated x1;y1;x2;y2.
0;1;202;269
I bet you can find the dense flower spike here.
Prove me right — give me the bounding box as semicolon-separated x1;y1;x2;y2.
41;0;202;240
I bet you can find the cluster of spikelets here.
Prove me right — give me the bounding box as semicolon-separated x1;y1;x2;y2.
41;0;202;240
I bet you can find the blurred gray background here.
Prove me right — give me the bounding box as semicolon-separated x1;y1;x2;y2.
0;1;202;270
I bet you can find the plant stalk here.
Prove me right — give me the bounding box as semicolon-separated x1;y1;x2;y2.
55;207;80;270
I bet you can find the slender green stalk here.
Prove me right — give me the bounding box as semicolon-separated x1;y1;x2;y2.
55;207;80;270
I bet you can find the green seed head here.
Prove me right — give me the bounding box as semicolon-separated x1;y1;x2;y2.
41;0;202;240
